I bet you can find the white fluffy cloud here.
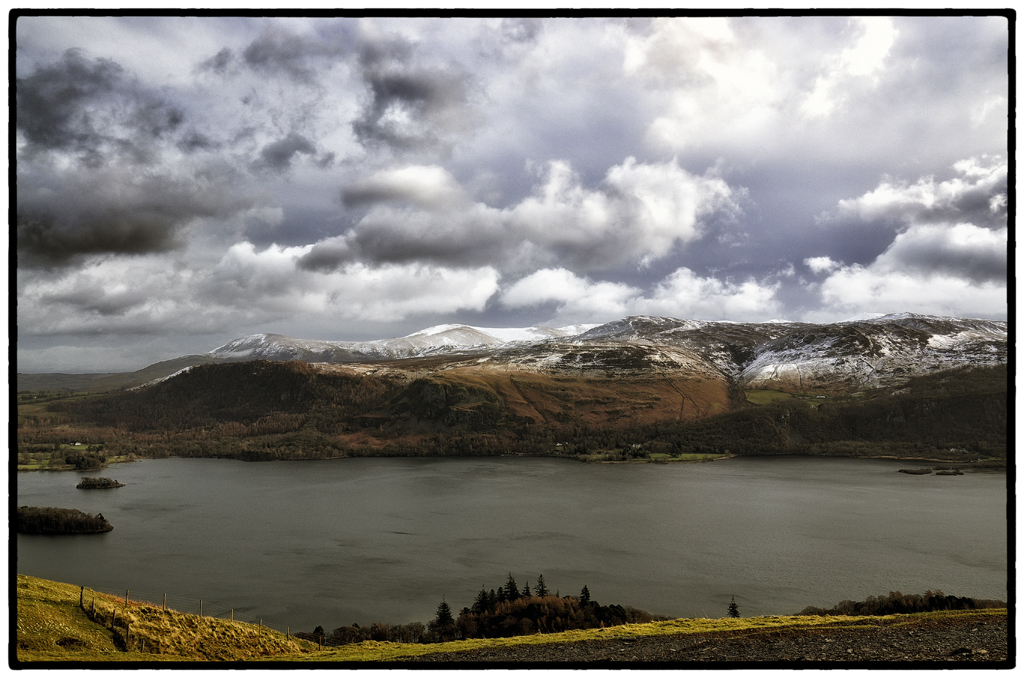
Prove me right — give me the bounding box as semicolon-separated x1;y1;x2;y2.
637;268;782;320
801;17;897;118
804;256;841;274
500;266;782;324
18;241;501;337
625;18;788;153
805;157;1007;320
815;263;1006;320
306;156;741;273
833;155;1007;227
204;242;502;323
500;268;640;322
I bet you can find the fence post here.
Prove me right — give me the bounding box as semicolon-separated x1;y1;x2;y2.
127;622;131;646
163;593;166;610
200;600;203;617
231;609;234;621
91;596;96;614
287;626;289;638
125;590;130;607
80;586;84;607
111;609;116;628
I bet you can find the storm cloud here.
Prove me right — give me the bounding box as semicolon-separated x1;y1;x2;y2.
17;49;185;166
17;167;253;266
14;15;1009;373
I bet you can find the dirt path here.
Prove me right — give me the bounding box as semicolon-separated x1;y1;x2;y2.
398;614;1009;666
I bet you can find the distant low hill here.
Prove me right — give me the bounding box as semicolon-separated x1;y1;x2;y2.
21;357;1006;463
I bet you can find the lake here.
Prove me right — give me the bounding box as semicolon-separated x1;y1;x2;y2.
15;455;1007;633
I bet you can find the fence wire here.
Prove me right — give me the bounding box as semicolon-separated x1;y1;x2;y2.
87;586;292;636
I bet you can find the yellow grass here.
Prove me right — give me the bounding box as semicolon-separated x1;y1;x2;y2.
278;609;1007;662
16;574;1007;664
15;575;315;663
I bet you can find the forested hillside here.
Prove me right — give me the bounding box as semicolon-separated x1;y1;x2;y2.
17;360;1006;464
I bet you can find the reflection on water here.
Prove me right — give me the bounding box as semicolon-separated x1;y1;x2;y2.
16;456;1007;631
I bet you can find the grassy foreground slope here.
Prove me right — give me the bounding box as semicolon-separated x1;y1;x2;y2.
14;575;313;663
14;575;1007;664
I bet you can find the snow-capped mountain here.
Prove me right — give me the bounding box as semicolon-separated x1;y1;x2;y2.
200;313;1006;392
207;323;597;363
738;314;1007;390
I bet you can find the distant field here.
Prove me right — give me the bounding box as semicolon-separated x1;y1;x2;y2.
647;453;726;462
17;453;131;472
744;390;795;405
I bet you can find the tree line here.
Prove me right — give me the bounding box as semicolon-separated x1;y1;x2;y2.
798;590;1006;616
304;573;667;647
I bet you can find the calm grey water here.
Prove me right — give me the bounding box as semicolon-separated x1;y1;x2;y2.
16;456;1007;632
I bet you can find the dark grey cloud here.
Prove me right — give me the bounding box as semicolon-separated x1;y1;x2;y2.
253;132;316;172
17;168;254;267
41;282;149;317
356;33;414;70
16;49;125;153
314;151;336;168
177;129;219;153
296;237;353;272
203;26;476;154
348;31;476;151
201;47;234;73
352;65;474;151
17;49;186;166
241;27;348;83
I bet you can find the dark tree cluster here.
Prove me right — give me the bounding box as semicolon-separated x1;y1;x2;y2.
76;477;124;489
306;573;666;647
798;590;1006;617
64;452;107;470
296;621;428;647
449;574;665;641
16;506;113;534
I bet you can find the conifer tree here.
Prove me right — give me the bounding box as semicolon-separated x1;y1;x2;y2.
472;586;489;614
505;573;520;602
435;598;455;627
429;597;457;642
728;596;740;618
523;581;531;597
580;585;591;605
536;574;549;597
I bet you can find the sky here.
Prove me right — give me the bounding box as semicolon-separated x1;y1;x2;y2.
14;14;1010;373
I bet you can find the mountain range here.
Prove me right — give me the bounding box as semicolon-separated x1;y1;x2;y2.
18;313;1008;463
18;313;1007;394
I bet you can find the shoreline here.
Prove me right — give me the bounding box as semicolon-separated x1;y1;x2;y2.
17;451;1005;472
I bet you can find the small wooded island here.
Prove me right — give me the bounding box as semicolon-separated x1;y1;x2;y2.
76;477;124;489
17;506;113;535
